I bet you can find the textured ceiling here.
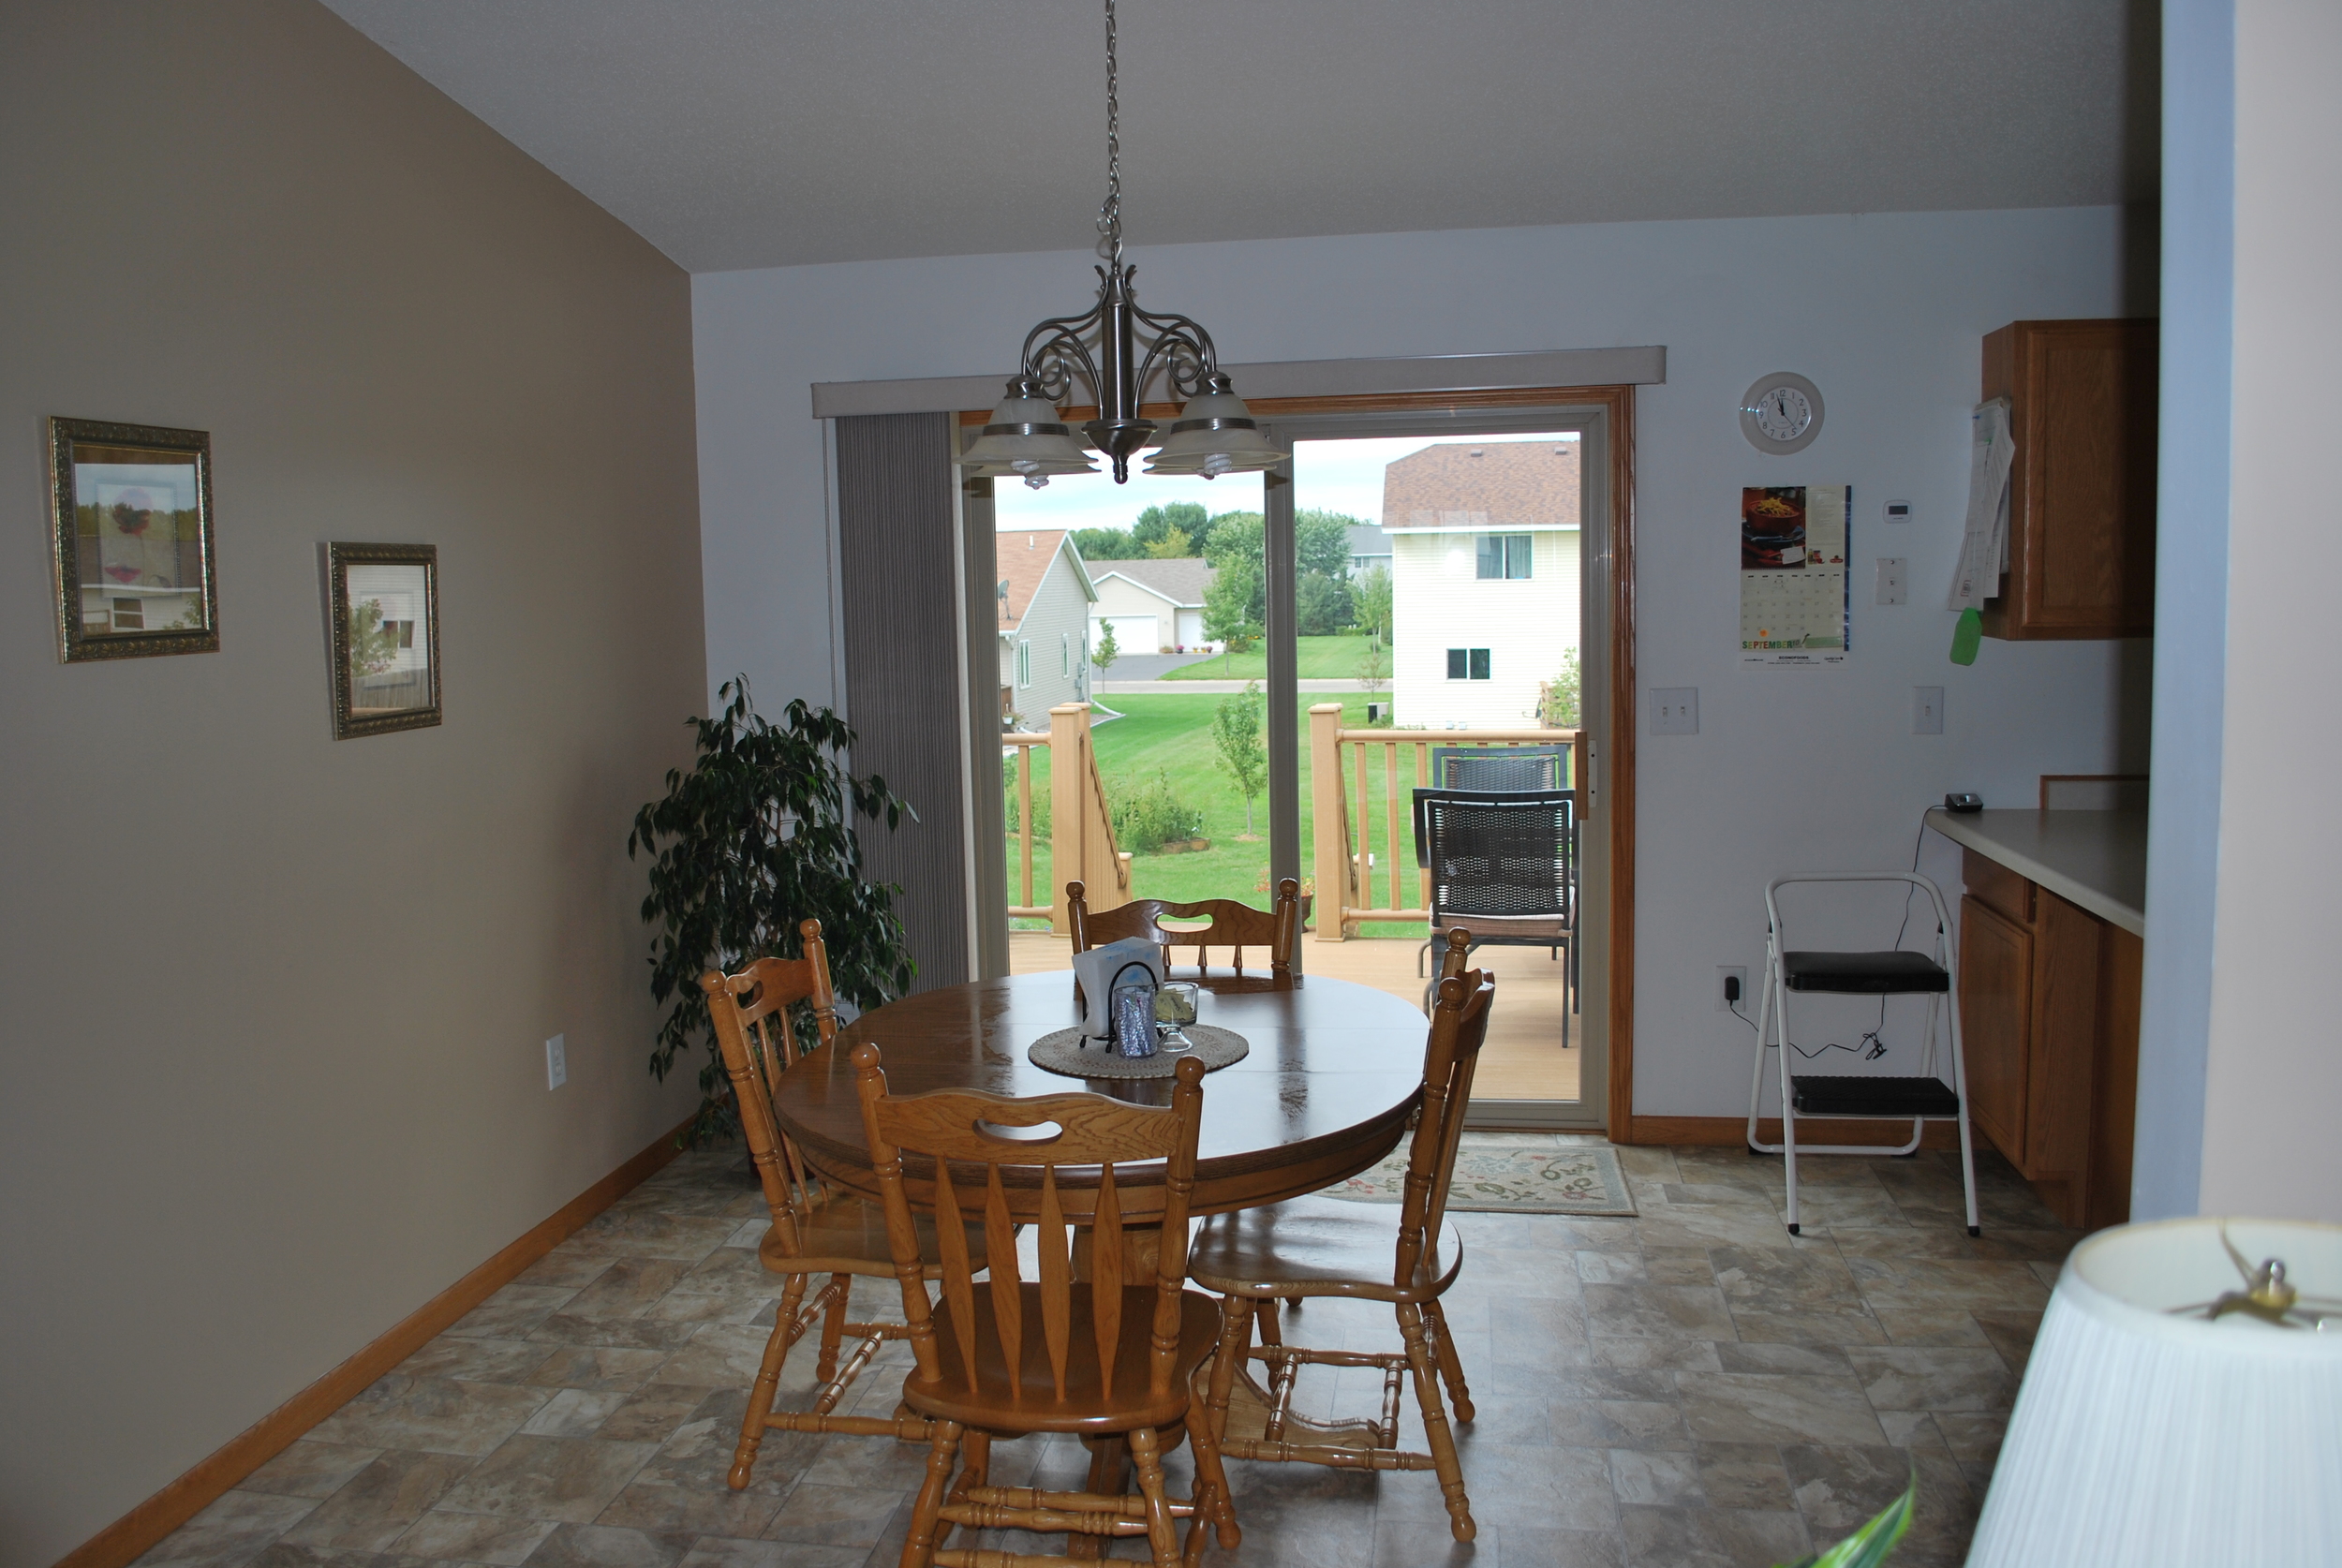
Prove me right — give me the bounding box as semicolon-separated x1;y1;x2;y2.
319;0;2158;274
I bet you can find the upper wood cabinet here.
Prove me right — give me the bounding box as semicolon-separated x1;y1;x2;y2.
1980;318;2158;641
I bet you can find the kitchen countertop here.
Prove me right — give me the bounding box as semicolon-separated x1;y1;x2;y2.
1925;807;2147;937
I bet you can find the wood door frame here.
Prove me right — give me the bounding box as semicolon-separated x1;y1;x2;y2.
976;387;1640;1136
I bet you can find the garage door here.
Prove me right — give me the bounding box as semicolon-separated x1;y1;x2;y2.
1093;614;1156;653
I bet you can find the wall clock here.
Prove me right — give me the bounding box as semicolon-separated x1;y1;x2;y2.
1739;372;1825;454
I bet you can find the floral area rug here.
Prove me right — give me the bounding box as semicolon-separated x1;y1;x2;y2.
1321;1132;1638;1216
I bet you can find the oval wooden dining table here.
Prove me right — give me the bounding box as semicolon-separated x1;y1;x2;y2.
770;969;1431;1222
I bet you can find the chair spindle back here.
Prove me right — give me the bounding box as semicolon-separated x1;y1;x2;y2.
1393;971;1496;1291
700;919;840;1256
1068;878;1301;981
854;1045;1208;1405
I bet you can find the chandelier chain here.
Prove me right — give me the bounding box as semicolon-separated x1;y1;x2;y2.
1097;0;1123;271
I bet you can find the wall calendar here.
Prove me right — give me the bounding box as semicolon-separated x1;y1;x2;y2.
1740;484;1849;666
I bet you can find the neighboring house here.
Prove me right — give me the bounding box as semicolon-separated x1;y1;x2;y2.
1345;523;1393;578
1088;556;1215;654
1383;441;1582;729
997;529;1098;727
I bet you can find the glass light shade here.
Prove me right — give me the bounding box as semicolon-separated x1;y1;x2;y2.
1142;383;1283;478
956;389;1099;488
1965;1217;2342;1566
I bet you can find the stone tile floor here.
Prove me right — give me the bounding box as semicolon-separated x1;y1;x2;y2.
135;1140;2071;1568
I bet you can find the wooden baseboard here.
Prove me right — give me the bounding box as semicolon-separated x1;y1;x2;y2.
1613;1113;1963;1151
55;1117;694;1568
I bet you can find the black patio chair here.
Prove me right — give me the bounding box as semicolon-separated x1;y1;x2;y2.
1425;743;1571;796
1412;789;1576;1047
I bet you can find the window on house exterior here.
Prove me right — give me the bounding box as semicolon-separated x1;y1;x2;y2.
1017;641;1032;688
1475;534;1533;580
1445;647;1492;680
112;598;144;629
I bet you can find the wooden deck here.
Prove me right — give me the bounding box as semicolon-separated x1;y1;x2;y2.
1006;931;1580;1102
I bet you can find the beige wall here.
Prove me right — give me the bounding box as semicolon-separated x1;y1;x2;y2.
2199;0;2342;1218
0;4;705;1561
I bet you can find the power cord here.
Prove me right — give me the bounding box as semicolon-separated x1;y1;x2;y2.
1726;963;1890;1062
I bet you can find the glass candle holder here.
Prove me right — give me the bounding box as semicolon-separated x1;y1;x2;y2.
1155;982;1199;1051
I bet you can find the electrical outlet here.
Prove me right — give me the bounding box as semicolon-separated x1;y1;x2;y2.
1717;966;1748;1013
1912;686;1945;735
545;1033;567;1089
1651;688;1698;735
1875;557;1908;606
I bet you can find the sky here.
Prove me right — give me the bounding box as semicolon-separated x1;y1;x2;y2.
992;429;1580;537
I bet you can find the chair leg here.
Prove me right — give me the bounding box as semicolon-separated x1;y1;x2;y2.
1129;1423;1180;1567
1255;1298;1283;1348
1398;1302;1475;1542
1183;1403;1241;1555
816;1271;851;1382
1203;1294;1251;1449
1421;1298;1475;1423
899;1419;962;1568
945;1427;990;1547
729;1273;806;1490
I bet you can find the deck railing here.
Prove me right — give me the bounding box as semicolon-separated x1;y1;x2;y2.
1307;703;1579;940
1004;703;1133;931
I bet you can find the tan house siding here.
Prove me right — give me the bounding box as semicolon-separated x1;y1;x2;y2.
997;532;1097;725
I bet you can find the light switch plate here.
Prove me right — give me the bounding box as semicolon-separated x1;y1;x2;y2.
545;1033;568;1089
1875;557;1908;606
1912;687;1945;735
1652;688;1698;735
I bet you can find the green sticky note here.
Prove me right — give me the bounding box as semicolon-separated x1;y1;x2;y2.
1949;607;1981;666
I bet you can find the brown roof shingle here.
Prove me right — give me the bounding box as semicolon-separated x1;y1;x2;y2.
1381;441;1581;531
997;530;1091;630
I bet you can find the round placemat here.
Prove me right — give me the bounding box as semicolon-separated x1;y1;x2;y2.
1027;1024;1250;1080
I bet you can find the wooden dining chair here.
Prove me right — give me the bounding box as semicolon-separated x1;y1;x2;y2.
1190;968;1497;1543
1067;877;1301;981
852;1044;1238;1568
701;920;992;1490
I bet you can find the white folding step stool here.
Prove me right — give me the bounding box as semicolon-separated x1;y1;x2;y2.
1744;871;1981;1237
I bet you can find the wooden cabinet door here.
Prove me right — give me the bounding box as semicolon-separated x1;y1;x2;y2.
1958;895;2032;1163
2026;893;2107;1223
1980;318;2158;640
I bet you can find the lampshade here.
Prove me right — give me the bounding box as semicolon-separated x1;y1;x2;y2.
956;381;1099;489
1964;1217;2342;1566
1142;377;1284;478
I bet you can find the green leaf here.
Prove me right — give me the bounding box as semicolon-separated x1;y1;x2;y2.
1778;1473;1914;1568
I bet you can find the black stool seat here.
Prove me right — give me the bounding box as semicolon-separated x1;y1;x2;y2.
1790;1074;1962;1118
1782;950;1949;995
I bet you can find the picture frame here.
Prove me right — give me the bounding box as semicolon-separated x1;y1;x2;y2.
48;416;220;662
326;541;441;739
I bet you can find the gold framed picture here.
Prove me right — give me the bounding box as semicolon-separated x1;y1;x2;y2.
326;541;441;739
48;417;219;662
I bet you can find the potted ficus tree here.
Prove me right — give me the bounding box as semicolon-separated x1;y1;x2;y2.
628;676;915;1146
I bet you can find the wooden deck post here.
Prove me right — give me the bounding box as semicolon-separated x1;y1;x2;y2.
1048;703;1088;934
1308;703;1350;942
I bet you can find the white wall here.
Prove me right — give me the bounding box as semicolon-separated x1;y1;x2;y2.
692;205;2142;1117
1391;526;1581;728
2195;0;2342;1220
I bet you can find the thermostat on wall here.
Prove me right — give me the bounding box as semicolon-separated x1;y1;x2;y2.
1884;499;1913;524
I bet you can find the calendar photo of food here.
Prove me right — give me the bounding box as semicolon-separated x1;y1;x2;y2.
1740;484;1849;665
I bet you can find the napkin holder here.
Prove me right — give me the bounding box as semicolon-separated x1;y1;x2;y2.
1071;937;1164;1042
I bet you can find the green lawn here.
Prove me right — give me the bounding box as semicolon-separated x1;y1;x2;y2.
1156;634;1383;681
1003;693;1418;928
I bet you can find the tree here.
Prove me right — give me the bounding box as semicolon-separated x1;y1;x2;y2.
1351;564;1393;648
1093;618;1119;672
1202;511;1266;670
348;599;402;680
1295;570;1353;635
1071;526;1140;560
1356;642;1387;694
1211;681;1268;838
1542;646;1582;728
1134;501;1206;549
1296;509;1361;578
1145;525;1193;558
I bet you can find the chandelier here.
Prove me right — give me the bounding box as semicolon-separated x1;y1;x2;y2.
955;0;1283;489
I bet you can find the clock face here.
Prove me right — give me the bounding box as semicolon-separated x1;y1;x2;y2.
1739;372;1825;454
1752;386;1812;441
